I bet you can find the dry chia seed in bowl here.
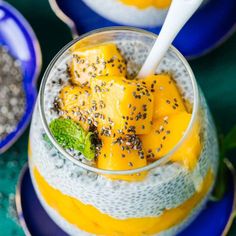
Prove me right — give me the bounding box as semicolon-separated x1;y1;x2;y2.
0;46;25;141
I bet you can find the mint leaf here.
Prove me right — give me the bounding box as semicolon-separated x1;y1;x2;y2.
212;159;227;200
223;125;236;151
49;118;96;160
49;118;85;150
213;125;236;200
84;132;96;160
42;133;51;143
42;133;53;148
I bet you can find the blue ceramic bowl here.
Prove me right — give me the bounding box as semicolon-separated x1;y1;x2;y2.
49;0;236;58
0;1;41;153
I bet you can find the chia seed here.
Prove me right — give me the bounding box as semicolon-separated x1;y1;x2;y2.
0;47;25;141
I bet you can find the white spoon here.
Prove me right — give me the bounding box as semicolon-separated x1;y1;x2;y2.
138;0;204;78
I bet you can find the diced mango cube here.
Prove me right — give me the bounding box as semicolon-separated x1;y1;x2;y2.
70;43;127;86
59;85;91;131
90;76;154;135
139;74;186;119
140;112;201;169
97;135;147;181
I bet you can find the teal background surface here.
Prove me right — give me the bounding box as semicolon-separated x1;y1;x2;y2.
0;0;235;235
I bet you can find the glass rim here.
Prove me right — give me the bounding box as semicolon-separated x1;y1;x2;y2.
38;26;199;175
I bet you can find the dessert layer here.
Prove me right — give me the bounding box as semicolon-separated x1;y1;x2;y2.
32;166;213;236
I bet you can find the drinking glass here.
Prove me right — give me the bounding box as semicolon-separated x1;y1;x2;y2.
28;27;219;236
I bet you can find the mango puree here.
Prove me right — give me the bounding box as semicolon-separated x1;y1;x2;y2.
119;0;171;9
34;168;213;236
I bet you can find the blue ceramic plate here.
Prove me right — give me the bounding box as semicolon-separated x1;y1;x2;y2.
0;1;41;153
16;161;236;236
49;0;236;58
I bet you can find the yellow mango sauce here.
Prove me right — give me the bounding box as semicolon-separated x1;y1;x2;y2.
33;167;213;236
119;0;171;9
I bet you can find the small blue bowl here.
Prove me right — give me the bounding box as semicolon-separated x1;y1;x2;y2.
0;1;42;153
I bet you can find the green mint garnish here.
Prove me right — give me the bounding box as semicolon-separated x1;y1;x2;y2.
84;132;96;160
42;133;50;143
49;118;96;160
213;125;236;200
42;133;53;149
224;126;236;151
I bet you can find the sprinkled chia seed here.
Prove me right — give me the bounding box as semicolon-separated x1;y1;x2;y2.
0;46;25;141
128;162;133;167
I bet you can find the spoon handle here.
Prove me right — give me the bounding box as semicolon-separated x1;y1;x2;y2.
138;0;204;78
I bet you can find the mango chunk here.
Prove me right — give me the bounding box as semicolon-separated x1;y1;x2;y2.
90;76;154;135
59;85;91;131
97;135;147;181
140;74;186;120
141;112;201;169
171;119;201;170
70;43;127;86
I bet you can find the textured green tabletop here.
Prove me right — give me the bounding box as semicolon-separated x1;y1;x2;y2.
0;0;235;235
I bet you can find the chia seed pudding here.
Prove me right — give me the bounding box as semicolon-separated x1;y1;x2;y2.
28;29;219;236
0;46;25;141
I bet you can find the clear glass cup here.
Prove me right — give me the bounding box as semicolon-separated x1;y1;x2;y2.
28;27;219;236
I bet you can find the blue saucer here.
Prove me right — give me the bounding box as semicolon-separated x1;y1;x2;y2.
0;1;41;153
16;162;236;236
49;0;236;59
